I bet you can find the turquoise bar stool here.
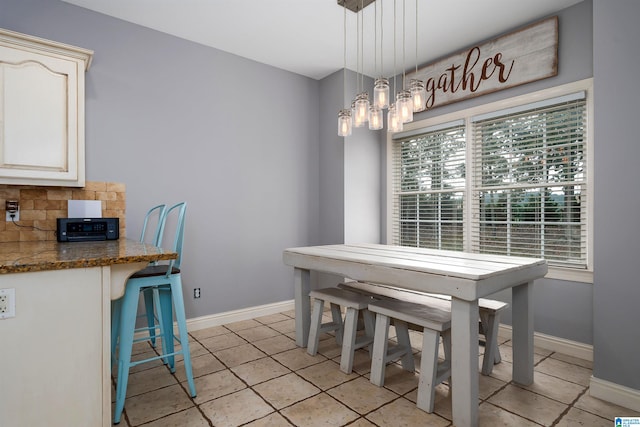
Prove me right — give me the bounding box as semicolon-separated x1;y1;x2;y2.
111;204;167;367
112;202;196;424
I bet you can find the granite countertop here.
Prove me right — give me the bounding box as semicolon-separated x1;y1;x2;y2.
0;239;177;274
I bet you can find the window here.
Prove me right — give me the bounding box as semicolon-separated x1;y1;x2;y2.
389;80;592;279
391;122;466;251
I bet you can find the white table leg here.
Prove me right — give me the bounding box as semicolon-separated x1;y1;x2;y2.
294;267;311;347
512;280;534;385
451;297;479;427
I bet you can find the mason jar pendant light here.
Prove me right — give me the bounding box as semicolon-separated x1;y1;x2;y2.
354;92;370;127
387;103;402;132
373;0;389;110
410;0;426;112
410;79;426;112
398;0;413;124
397;89;413;123
353;0;369;127
369;105;383;130
374;78;389;109
338;109;353;136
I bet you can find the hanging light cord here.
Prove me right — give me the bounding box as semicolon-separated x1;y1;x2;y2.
380;0;384;77
343;0;347;106
402;0;406;90
393;0;397;97
374;0;377;77
360;0;365;93
415;0;419;74
356;0;361;93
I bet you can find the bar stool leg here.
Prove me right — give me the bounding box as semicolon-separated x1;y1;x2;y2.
158;288;176;372
113;285;139;424
169;278;196;397
152;287;170;365
142;289;157;347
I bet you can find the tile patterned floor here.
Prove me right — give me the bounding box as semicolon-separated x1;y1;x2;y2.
112;310;639;426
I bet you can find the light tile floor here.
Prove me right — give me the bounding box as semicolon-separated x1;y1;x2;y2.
112;310;639;426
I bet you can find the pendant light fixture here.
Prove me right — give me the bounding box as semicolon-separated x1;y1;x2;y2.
337;0;421;136
338;1;352;137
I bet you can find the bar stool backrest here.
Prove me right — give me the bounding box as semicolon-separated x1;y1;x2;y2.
140;204;167;245
157;202;187;273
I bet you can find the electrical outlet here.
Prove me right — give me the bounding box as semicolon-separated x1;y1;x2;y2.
194;288;201;299
0;288;16;319
5;200;19;222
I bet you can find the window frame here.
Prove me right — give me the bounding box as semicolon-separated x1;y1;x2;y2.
386;79;594;283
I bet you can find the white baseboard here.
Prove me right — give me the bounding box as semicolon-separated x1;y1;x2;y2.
499;325;640;411
498;324;593;361
186;299;295;332
590;376;640;412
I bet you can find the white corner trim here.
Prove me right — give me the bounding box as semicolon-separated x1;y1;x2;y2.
590;376;640;412
186;299;295;332
498;324;593;361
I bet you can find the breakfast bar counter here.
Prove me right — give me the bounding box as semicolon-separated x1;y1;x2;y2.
0;239;177;299
0;239;176;427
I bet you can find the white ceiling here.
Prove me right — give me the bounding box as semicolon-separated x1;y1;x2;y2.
62;0;583;80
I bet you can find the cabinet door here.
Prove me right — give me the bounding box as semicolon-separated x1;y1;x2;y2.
0;29;91;187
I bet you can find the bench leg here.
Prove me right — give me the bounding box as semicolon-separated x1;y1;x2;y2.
394;320;415;372
362;309;376;355
417;328;440;413
442;329;452;388
340;307;359;374
307;298;324;356
442;330;452;366
370;313;390;387
330;303;344;346
480;311;501;375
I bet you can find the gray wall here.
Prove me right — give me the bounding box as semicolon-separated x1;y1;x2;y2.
1;0;320;317
592;0;640;391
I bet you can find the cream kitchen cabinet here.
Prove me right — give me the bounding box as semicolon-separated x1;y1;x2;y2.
0;28;92;186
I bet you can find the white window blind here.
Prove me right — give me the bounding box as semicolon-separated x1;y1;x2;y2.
470;96;588;267
390;87;590;271
391;122;466;250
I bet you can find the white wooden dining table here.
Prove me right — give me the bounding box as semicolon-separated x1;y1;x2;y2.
282;243;547;427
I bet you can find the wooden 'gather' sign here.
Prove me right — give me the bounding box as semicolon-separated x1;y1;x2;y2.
406;16;558;111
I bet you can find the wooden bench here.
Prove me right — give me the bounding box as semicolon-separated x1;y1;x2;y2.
368;298;451;413
338;281;508;375
306;287;375;374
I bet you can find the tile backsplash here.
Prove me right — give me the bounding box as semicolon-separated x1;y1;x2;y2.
0;181;126;242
